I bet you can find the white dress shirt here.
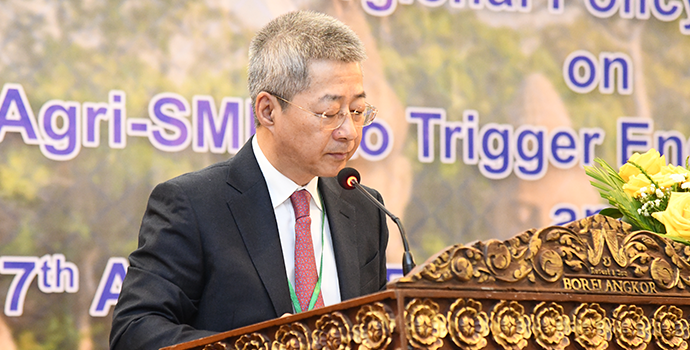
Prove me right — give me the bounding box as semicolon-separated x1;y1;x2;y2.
252;137;342;309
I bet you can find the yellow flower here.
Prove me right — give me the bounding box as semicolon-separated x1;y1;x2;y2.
661;165;690;189
654;173;682;189
619;149;666;182
652;192;690;238
660;164;690;178
623;174;651;197
623;173;676;197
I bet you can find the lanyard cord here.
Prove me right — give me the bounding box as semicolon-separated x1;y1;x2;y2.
288;194;326;313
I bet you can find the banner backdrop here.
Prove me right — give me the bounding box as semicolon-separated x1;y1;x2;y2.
0;0;688;348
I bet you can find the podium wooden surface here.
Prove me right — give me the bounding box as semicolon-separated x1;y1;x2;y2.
163;215;690;350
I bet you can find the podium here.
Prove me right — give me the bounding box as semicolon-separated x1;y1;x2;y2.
163;215;690;350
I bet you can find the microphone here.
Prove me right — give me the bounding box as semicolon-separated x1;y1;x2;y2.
337;167;416;276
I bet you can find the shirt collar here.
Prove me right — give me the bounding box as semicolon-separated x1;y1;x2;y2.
252;136;322;210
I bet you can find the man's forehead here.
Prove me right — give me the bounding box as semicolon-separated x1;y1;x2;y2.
317;91;367;102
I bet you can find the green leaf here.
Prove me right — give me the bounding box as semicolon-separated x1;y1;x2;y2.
598;207;623;218
584;158;666;234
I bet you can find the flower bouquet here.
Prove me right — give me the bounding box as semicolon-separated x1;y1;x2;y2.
584;149;690;244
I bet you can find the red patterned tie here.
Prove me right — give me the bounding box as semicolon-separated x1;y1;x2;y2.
290;189;324;312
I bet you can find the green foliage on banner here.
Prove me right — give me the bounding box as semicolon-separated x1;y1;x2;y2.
0;1;253;348
17;313;79;350
1;1;690;349
366;4;690;260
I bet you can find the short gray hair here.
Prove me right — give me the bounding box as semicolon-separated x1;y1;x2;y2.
248;10;366;125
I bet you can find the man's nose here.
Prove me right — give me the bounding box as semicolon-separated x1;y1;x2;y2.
332;112;358;140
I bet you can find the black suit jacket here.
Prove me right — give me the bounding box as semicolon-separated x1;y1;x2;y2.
109;140;389;350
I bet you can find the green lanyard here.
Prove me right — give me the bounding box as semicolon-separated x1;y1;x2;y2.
288;195;326;313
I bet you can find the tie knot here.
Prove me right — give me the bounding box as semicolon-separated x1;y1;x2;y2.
290;189;312;219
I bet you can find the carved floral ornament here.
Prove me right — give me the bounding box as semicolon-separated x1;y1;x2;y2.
404;298;448;350
612;304;651;350
201;300;690;350
570;303;612;350
198;303;397;350
352;302;396;350
400;299;690;350
653;306;690;350
311;312;351;350
398;215;690;295
272;323;310;350
490;300;532;350
235;333;271;350
531;302;571;350
447;298;490;350
203;343;229;350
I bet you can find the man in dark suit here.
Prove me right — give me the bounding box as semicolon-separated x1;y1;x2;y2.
109;10;389;350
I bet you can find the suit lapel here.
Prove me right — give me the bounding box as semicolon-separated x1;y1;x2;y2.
225;142;293;316
319;178;360;301
224;141;362;311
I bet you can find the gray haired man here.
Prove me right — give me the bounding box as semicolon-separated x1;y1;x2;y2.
110;10;388;350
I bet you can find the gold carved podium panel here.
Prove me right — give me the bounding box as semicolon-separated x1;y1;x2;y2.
164;215;690;350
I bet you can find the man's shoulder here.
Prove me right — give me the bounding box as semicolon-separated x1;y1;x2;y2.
165;141;258;189
166;158;232;187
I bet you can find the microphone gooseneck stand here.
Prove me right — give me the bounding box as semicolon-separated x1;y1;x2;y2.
336;167;416;276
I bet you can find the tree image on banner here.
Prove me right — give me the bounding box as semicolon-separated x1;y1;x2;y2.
0;0;689;349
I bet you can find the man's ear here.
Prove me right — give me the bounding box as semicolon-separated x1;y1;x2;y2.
255;92;277;127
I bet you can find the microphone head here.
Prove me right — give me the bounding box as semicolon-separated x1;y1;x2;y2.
337;167;360;190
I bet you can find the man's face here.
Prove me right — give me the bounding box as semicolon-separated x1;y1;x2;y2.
269;60;365;185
